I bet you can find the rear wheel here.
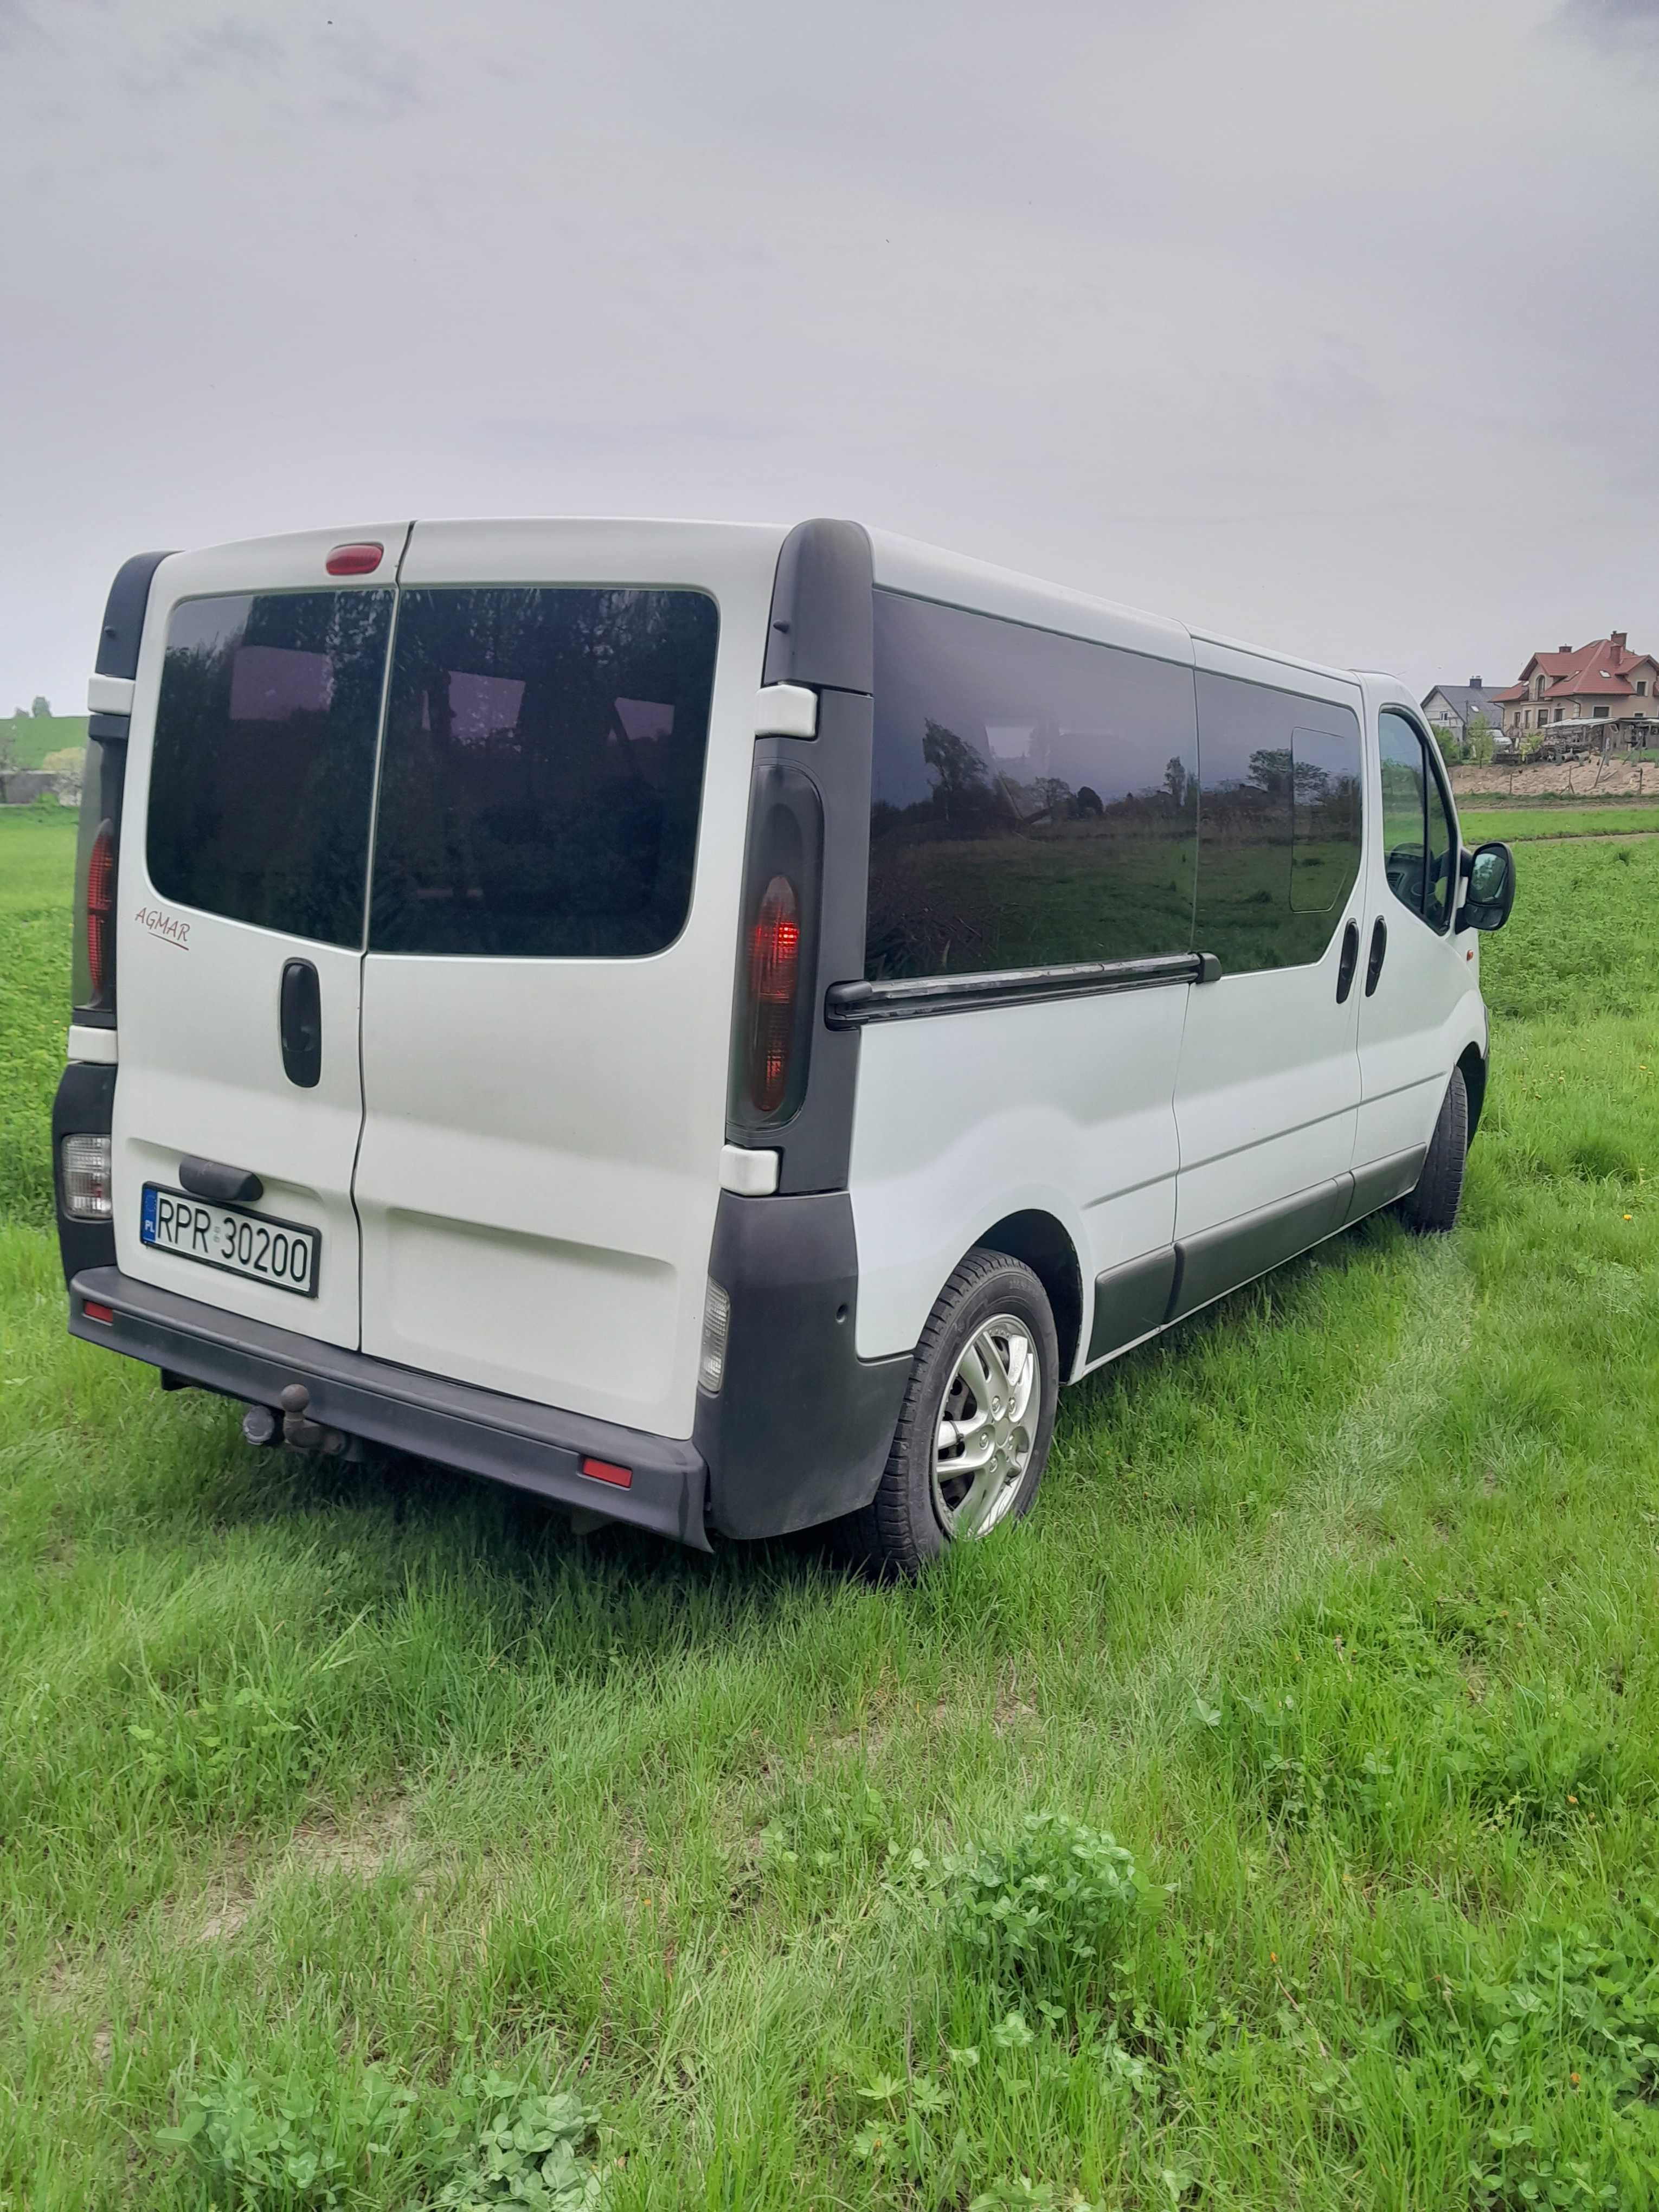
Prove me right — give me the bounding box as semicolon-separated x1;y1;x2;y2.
845;1248;1059;1576
1396;1066;1469;1236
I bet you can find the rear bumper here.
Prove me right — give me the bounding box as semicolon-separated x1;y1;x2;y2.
68;1266;710;1549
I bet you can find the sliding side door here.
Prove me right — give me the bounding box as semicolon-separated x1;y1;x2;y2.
1168;648;1367;1314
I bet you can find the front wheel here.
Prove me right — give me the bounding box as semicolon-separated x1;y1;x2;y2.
1396;1066;1469;1236
844;1248;1059;1576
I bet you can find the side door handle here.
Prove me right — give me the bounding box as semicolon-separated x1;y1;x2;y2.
280;959;323;1088
1335;918;1360;1004
1364;916;1388;998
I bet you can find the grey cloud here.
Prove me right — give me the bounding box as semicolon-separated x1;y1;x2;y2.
316;20;423;123
1556;0;1659;37
475;415;781;457
2;0;1655;706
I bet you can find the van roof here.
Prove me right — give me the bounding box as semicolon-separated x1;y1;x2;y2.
166;514;1394;696
864;525;1386;695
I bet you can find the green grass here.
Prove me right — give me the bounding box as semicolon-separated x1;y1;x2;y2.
1;712;88;771
3;821;1658;2208
0;807;78;1227
1462;803;1659;845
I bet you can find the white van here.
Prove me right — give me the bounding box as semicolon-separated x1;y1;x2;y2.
53;519;1515;1572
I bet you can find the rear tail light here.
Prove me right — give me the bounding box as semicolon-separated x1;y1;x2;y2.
747;876;801;1114
698;1279;732;1394
82;1301;115;1325
728;762;822;1138
86;820;116;994
61;1134;113;1219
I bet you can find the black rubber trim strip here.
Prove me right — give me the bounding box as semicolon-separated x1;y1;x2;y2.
1168;1176;1353;1322
826;950;1218;1027
1084;1141;1437;1368
1086;1245;1179;1364
1342;1144;1429;1225
67;1266;710;1549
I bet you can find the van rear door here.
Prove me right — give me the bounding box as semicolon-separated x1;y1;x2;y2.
350;520;781;1440
111;528;407;1350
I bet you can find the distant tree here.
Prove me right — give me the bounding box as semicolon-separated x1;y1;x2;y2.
31;695;51;718
0;719;16;773
1463;711;1497;768
1163;755;1189;810
1431;722;1464;767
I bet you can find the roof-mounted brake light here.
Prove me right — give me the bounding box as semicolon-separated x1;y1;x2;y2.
325;542;384;576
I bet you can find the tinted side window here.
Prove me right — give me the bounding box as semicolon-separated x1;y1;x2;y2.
370;588;719;959
866;591;1198;980
1379;708;1455;931
1193;673;1362;973
146;590;393;946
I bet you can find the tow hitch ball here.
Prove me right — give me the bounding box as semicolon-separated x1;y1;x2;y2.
241;1383;345;1455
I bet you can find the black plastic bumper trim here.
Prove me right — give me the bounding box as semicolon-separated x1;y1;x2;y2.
826;950;1214;1027
67;1266;710;1549
693;1190;911;1539
52;1062;118;1284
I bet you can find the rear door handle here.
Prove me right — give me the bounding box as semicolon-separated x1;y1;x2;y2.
1335;918;1360;1004
280;959;322;1088
1364;916;1388;997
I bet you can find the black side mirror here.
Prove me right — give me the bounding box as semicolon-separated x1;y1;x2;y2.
1457;840;1515;934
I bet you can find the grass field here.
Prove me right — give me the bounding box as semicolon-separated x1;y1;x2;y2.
1;712;88;772
1462;803;1659;846
2;809;1657;2209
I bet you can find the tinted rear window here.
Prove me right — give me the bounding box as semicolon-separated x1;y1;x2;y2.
146;590;393;946
866;591;1199;979
369;588;719;959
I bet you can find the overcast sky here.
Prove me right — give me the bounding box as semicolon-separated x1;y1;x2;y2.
3;0;1656;713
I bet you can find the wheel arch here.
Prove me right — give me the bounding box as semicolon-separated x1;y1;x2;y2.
1458;1041;1488;1143
970;1209;1083;1380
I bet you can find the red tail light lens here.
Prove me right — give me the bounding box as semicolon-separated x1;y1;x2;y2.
86;820;116;994
747;874;801;1114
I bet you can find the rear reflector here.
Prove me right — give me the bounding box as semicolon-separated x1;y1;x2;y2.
580;1456;633;1489
325;541;384;576
82;1301;114;1324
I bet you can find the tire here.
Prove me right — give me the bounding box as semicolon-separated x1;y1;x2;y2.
1396;1066;1469;1236
843;1247;1060;1577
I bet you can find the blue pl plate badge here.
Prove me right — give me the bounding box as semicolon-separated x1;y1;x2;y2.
140;1186;158;1243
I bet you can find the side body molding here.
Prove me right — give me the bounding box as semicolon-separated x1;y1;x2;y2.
1085;1144;1429;1365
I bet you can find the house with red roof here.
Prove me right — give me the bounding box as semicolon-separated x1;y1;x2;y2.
1491;632;1659;752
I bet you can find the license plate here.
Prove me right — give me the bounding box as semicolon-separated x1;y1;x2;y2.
140;1185;320;1297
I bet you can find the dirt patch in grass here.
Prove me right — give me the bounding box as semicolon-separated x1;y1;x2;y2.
194;1796;423;1944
